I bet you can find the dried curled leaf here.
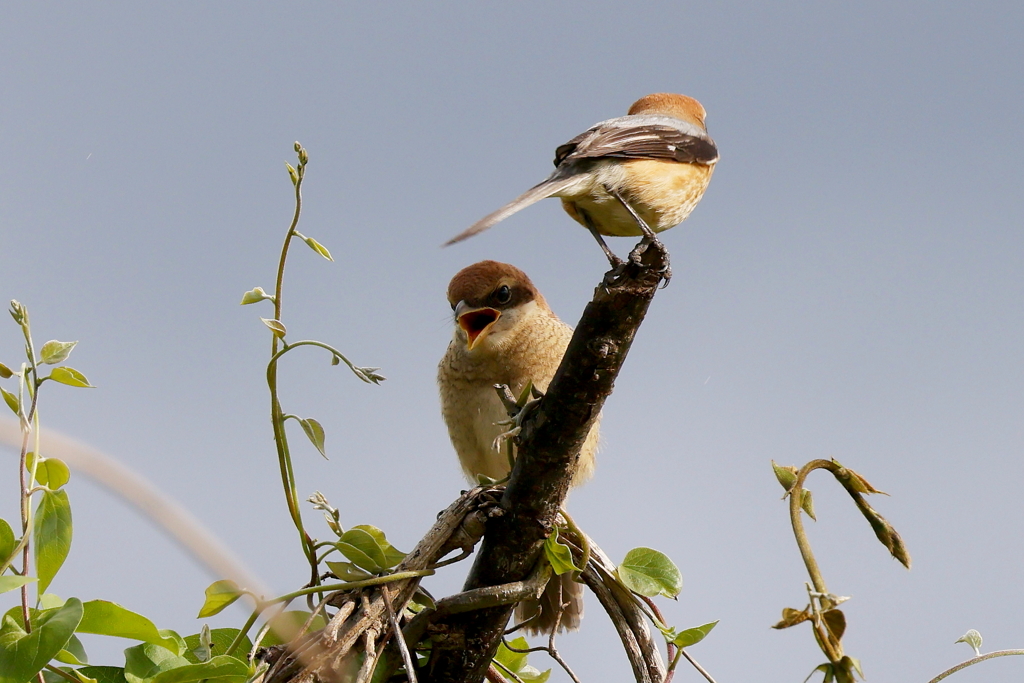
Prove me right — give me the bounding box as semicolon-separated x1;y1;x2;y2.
853;497;911;569
772;606;811;629
822;608;846;642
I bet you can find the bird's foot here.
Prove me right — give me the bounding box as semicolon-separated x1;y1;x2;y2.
493;381;543;451
627;234;672;287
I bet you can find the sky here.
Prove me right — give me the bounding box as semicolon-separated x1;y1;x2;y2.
2;2;1023;681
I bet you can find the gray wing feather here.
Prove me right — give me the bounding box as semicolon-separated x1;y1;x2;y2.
443;174;580;246
559;124;719;165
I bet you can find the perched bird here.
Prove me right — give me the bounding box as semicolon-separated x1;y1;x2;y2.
444;93;719;264
438;260;598;634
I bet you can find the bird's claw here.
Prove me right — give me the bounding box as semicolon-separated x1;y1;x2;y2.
492;424;522;451
625;235;672;287
492;382;543;450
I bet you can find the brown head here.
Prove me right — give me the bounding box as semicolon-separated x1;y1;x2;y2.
627;93;708;129
447;261;547;351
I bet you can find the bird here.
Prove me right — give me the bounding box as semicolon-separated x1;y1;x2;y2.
438;260;599;635
443;93;719;265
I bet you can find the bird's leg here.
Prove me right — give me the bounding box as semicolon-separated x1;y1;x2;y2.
577;207;623;268
492;382;543;454
606;186;672;285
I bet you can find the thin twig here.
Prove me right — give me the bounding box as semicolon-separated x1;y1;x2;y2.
546;605;582;683
677;649;719;683
43;665;80;683
492;660;527;683
485;664;513;683
927;650;1024;683
382;585;418;683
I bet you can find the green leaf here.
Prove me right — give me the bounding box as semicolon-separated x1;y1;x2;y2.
772;461;798;491
239;287;273;306
9;301;26;325
182;628;251;664
39;593;66;609
260;318;287;338
352;366;385;384
34;489;73;594
544;528;580;575
494;638;550;683
351;525;406;568
301;236;334;262
410;587;436;611
150;655;250;683
48;367;94;388
0;518;16;565
298;418;327;459
39;340;78;365
326;561;373;582
1;386;20;416
0;576;36;594
197;581;244;618
337;528;387;573
616;547;683;598
79;600;182;654
260;612;327;647
75;667;127;683
55;633;89;665
35;458;72;489
955;628;983;656
44;667;97;683
124;642;192;683
670;620;718;647
0;362;12;379
801;489;817;521
494;638;528;675
190;625;212;663
285;163;298;186
0;597;83;683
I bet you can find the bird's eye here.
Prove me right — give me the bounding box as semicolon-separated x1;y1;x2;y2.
494;285;511;304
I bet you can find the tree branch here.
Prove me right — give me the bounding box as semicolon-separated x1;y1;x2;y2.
423;242;669;682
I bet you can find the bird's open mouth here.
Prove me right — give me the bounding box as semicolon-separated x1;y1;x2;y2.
458;307;501;350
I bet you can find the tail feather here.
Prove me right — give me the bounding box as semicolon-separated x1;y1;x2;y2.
443;175;581;247
515;571;584;635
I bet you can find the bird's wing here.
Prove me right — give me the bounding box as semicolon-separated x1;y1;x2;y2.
554;124;719;166
443;174;581;246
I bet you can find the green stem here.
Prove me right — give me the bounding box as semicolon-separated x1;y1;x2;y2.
666;645;684;675
224;607;264;658
266;151;316;575
788;459;847;665
789;459;834;598
927;650;1024;682
268;340;368;381
16;311;43;631
276;570;435;602
44;664;82;683
558;508;590;576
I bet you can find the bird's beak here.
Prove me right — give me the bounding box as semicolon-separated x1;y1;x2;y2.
455;300;502;351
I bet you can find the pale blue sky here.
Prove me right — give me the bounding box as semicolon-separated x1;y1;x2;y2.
2;2;1022;681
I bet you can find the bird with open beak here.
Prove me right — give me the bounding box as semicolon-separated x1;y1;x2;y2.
438;260;598;634
444;93;718;265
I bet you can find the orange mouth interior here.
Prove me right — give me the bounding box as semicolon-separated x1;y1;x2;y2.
459;308;500;349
